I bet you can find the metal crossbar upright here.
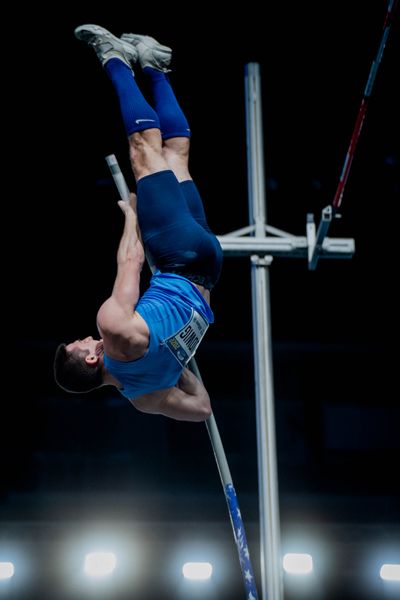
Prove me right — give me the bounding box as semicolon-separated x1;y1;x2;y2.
244;62;282;600
216;63;355;600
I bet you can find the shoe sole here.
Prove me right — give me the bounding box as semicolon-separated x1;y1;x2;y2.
74;24;137;57
121;33;172;53
75;24;114;41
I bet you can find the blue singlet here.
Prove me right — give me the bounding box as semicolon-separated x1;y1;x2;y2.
103;271;213;399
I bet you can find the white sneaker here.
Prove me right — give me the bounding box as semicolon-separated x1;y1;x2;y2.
74;24;138;67
120;33;172;72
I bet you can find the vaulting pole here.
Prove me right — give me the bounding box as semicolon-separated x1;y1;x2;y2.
190;361;259;599
106;154;259;599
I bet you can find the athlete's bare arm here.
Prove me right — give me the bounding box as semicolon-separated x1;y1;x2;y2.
131;367;212;422
97;194;148;360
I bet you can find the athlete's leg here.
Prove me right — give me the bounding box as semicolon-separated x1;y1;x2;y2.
140;63;213;229
142;68;191;182
136;50;214;231
120;33;192;183
120;33;214;227
76;26;222;287
102;46;205;273
120;32;223;286
75;24;168;181
137;63;222;282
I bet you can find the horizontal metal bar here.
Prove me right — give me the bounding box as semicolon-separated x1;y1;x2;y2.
217;235;355;258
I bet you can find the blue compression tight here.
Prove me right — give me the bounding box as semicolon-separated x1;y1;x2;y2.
137;170;223;289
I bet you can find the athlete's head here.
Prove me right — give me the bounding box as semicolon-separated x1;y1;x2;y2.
54;336;104;393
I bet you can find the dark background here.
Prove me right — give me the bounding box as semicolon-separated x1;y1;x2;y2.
3;2;399;599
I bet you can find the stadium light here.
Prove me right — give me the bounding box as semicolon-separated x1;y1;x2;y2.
380;564;400;582
0;562;14;580
83;552;117;577
182;562;213;580
283;553;313;575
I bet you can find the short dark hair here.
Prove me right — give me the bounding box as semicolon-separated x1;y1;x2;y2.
53;343;104;393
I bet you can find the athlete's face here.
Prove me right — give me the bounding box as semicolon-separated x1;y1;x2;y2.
66;336;103;358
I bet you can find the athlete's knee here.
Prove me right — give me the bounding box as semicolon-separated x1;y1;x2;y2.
162;138;190;182
163;137;190;157
129;129;163;159
128;130;167;178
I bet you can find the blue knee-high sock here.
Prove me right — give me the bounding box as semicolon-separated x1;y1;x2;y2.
104;58;160;136
143;67;190;140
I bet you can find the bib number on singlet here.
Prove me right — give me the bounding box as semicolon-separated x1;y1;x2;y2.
164;309;209;368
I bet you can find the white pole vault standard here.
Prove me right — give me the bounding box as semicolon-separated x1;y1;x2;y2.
216;63;355;600
245;63;282;600
106;154;259;600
